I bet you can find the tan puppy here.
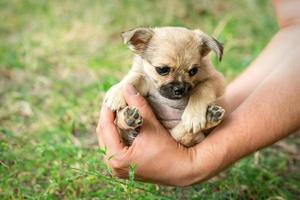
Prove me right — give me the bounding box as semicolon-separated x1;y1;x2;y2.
104;27;225;146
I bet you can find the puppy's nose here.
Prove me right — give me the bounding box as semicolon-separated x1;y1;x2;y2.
173;85;185;95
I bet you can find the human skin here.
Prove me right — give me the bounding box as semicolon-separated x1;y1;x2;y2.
97;0;300;186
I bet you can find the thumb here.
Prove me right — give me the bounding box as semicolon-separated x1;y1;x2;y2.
122;84;156;119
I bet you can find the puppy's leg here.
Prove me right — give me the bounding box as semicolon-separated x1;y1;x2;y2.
171;104;225;146
181;76;224;134
171;75;225;146
104;72;149;145
104;83;127;111
181;132;207;147
170;122;187;142
104;71;149;111
115;106;143;145
171;126;205;147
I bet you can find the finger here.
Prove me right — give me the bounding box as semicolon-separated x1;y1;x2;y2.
97;129;105;149
97;127;104;147
122;84;156;119
97;108;112;162
96;112;105;148
96;107;107;158
96;114;108;163
99;105;125;157
97;133;107;162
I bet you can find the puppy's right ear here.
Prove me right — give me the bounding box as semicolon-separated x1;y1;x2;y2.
121;28;154;54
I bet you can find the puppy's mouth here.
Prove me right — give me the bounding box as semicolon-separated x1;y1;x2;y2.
159;82;192;100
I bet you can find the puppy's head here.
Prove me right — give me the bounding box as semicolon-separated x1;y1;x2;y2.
122;27;223;100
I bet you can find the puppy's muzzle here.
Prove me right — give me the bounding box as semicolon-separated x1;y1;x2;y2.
159;81;192;99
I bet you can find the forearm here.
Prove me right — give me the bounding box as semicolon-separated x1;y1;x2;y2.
221;25;300;113
192;29;300;184
99;1;300;187
273;0;300;28
222;1;300;113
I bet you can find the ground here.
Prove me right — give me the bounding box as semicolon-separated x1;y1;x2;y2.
0;0;299;199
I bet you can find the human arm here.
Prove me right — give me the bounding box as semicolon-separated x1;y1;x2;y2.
221;0;300;113
98;46;300;185
190;32;300;182
97;0;300;186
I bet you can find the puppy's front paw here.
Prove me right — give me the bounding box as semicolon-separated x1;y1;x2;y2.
104;84;126;111
123;106;143;129
116;106;143;146
181;104;207;133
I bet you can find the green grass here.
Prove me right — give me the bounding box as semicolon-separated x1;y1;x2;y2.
0;0;299;199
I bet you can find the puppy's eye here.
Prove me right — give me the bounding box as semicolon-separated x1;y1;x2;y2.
155;66;170;76
188;67;198;77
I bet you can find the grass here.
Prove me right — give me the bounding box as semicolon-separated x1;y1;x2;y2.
0;0;299;199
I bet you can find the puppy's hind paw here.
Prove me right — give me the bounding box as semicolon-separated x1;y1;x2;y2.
206;105;225;129
123;106;143;129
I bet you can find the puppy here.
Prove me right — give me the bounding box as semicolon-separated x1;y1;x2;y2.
104;27;225;146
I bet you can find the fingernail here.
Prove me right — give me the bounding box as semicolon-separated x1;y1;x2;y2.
124;84;138;95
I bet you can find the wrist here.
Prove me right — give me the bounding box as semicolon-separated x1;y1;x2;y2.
188;116;241;185
182;137;229;185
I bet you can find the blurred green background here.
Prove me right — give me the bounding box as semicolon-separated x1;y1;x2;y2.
1;0;299;199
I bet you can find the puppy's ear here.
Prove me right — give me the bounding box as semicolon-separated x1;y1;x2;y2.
121;28;154;54
194;30;224;61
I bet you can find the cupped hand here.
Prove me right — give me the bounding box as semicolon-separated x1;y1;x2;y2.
97;84;200;186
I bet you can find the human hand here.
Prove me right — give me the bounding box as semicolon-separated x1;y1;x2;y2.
97;84;203;186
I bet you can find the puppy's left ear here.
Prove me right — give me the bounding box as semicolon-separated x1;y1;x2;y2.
121;28;154;54
194;30;224;61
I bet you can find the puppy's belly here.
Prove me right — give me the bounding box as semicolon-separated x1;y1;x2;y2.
146;91;188;129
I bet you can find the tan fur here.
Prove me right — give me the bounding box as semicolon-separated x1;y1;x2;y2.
104;27;225;146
